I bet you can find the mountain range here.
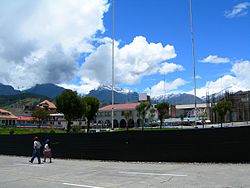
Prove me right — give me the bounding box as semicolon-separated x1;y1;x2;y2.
0;83;204;105
0;83;65;99
152;93;204;105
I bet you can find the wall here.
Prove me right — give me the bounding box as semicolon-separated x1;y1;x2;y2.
1;126;250;162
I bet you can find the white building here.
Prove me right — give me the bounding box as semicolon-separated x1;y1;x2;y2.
0;109;17;126
49;113;87;129
96;102;157;128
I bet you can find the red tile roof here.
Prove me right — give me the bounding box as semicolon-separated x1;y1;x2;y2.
0;109;11;113
0;109;17;119
37;100;57;109
17;116;34;121
0;115;17;119
99;102;140;111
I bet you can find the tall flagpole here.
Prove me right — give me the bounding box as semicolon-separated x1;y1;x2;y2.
111;0;115;129
189;0;197;126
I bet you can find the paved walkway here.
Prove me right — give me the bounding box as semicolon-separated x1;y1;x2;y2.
0;155;250;188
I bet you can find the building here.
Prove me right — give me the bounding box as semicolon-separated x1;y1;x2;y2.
48;113;67;129
16;116;49;128
0;109;17;126
36;100;57;113
211;90;250;123
16;116;34;126
96;102;144;128
175;103;211;120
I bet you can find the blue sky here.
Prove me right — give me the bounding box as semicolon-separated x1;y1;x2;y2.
0;0;249;97
101;0;250;96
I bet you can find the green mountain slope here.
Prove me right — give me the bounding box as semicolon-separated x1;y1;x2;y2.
0;93;49;115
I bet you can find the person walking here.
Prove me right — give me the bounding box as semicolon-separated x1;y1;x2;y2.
43;139;52;163
29;136;42;164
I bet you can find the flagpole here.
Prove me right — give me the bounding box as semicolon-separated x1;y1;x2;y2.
111;0;115;129
189;0;197;126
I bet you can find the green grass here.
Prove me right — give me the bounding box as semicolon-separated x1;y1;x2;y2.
0;128;66;135
115;127;180;131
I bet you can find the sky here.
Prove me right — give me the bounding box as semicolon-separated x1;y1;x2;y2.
0;0;249;98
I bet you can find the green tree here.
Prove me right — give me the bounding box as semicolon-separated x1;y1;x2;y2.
82;96;100;133
180;114;184;129
136;105;143;127
156;102;169;129
149;107;156;128
32;108;50;129
55;90;85;133
214;100;232;127
137;102;150;131
122;110;133;131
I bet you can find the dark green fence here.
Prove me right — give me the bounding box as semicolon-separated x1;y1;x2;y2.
1;126;250;162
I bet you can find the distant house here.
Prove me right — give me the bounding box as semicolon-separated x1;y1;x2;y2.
36;100;57;113
0;109;17;126
96;102;145;128
175;103;211;119
48;113;67;129
211;90;250;123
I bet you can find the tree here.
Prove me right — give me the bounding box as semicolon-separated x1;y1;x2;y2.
157;102;169;129
32;108;50;129
56;90;85;133
214;100;232;127
136;102;150;131
82;96;100;133
122;110;133;131
180;114;184;129
149;107;156;128
136;105;143;127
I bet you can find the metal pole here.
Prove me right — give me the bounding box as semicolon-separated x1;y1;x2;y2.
164;73;166;102
189;0;197;126
111;0;115;129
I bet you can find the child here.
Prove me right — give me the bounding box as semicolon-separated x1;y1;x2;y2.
43;139;52;163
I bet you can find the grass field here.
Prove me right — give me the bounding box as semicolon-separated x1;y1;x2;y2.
0;128;66;135
115;127;180;131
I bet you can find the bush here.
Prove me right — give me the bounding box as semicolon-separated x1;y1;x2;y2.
49;129;56;134
9;128;15;135
70;126;81;133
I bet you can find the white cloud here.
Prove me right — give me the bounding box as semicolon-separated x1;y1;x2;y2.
79;36;177;94
148;78;188;97
199;55;230;64
195;75;202;79
191;60;250;97
159;62;184;75
225;2;250;18
59;78;100;95
0;0;109;89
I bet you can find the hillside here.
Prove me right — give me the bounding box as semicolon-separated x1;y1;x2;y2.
23;83;65;99
0;93;49;115
0;83;65;99
0;83;21;95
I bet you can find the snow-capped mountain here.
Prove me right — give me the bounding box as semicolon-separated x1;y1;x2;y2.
87;85;204;105
87;85;139;104
152;93;204;105
97;85;133;94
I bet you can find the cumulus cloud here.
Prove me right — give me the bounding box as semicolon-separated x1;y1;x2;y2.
147;78;188;97
159;62;184;75
79;36;177;93
59;78;100;95
225;2;250;18
191;60;250;97
199;55;230;64
0;0;109;89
